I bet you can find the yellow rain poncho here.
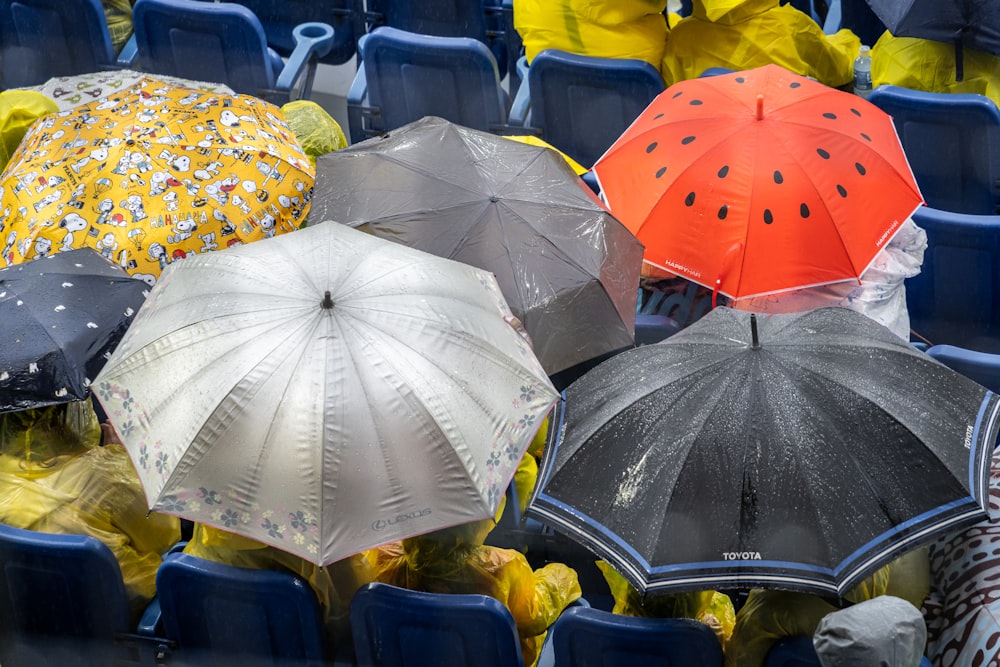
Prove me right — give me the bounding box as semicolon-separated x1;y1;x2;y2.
724;548;930;667
596;560;735;650
872;33;1000;110
183;524;373;650
0;402;180;619
0;90;57;173
102;0;135;54
514;0;670;73
280;100;349;166
366;496;582;667
660;0;861;87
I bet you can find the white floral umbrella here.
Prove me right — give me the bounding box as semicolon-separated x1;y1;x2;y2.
94;222;558;565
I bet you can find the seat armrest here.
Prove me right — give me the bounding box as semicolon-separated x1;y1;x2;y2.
275;22;336;99
822;0;842;34
346;65;370;144
136;596;163;637
508;56;532;127
116;34;139;68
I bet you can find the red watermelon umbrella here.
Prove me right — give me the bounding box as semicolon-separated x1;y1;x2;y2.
592;64;925;304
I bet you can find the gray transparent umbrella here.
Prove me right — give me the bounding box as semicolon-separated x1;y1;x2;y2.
528;306;1000;598
309;116;645;376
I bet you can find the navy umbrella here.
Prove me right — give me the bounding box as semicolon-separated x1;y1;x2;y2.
528;306;1000;598
0;248;148;413
865;0;1000;79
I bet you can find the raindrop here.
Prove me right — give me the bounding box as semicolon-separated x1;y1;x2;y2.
718;205;729;220
685;192;696;206
850;108;862;117
855;162;866;175
816;148;831;159
764;209;774;224
773;170;783;184
718;165;730;178
655;166;667;178
690;99;703;106
800;203;810;218
681;136;696;145
822;112;837;119
837;184;848;197
646;142;658;153
860;132;872;142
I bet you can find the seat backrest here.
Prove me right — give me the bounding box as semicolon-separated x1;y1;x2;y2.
0;0;116;88
765;636;821;667
359;26;507;137
905;205;1000;351
838;0;886;46
131;0;276;97
0;523;132;667
155;553;327;666
214;0;357;66
867;85;1000;215
525;49;666;169
351;581;525;667
546;606;723;667
926;344;1000;394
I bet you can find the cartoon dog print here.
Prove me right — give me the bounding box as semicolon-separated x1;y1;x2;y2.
167;217;198;244
58;212;88;252
198;232;218;253
120;194;147;223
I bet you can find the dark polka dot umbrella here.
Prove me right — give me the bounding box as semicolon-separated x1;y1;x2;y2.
592;64;925;302
0;248;148;412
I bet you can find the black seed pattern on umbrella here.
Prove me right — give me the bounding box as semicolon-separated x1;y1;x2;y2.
817;148;831;159
850;108;862;117
672;91;683;99
654;113;665;120
860;132;872;142
718;205;729;220
790;82;801;88
823;113;837;119
685;192;696;206
718;165;730;178
690;99;703;106
764;209;774;224
681;136;696;145
736;77;746;83
646;142;658;153
837;184;848;198
855;163;866;175
774;170;783;184
656;167;667;178
801;203;811;218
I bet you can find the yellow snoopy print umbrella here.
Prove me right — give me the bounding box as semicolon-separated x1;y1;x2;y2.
0;77;312;283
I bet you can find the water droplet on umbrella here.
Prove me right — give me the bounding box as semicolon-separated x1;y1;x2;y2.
718;205;729;220
800;203;810;218
764;209;774;224
655;167;667;178
718;165;729;178
685;192;696;206
855;163;866;175
817;148;830;159
681;136;696;145
837;184;848;198
773;171;783;184
646;142;658;153
822;113;837;119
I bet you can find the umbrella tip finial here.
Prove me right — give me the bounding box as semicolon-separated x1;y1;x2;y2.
750;313;761;350
755;94;764;121
321;290;334;309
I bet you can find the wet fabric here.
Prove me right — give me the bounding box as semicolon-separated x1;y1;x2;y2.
515;0;669;73
0;89;56;173
813;596;927;667
184;524;373;648
366;506;582;667
660;0;860;87
280;100;348;167
596;560;735;650
0;402;180;619
872;33;1000;109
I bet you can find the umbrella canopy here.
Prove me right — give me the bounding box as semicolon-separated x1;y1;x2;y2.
527;306;1000;598
93;222;559;566
25;69;234;111
866;0;1000;79
592;64;924;303
309;115;644;376
0;248;148;413
0;76;311;283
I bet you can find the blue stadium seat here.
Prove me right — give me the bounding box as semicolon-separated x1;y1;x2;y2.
509;49;666;169
926;344;1000;394
537;605;724;667
0;523;167;667
129;0;335;104
867;85;1000;215
766;635;933;667
0;0;120;88
905;205;1000;353
351;581;526;667
154;552;332;667
347;26;511;144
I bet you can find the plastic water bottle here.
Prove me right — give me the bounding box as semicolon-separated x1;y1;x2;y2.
853;45;872;99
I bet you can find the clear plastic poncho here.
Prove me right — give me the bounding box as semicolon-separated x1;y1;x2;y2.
660;0;861;87
514;0;670;73
596;560;736;650
280;99;348;167
365;497;582;667
183;524;373;650
872;33;1000;110
0;402;180;619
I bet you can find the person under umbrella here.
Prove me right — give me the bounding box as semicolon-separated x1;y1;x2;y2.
0;401;180;621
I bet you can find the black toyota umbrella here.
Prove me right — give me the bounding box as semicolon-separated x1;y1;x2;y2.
0;248;148;413
865;0;1000;80
309;116;645;376
527;306;1000;598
